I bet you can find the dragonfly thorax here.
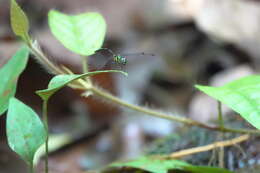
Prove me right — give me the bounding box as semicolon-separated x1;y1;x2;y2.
113;55;127;65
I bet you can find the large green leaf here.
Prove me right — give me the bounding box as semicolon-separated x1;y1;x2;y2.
7;98;47;165
36;70;127;100
196;75;260;130
0;46;29;115
10;0;30;42
110;156;232;173
48;10;106;56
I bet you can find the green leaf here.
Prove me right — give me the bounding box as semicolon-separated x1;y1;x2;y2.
36;70;127;100
48;10;106;56
10;0;30;42
110;156;232;173
196;75;260;130
185;166;233;173
7;98;47;165
110;156;190;173
0;46;29;115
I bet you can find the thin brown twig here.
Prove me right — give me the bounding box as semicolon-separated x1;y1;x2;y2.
166;134;250;159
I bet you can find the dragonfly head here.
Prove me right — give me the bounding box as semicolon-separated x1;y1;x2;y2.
114;55;127;65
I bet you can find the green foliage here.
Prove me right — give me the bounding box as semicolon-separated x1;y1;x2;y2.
7;98;47;165
7;0;254;171
36;70;127;101
196;75;260;130
110;156;232;173
10;0;30;42
48;10;106;56
0;46;29;115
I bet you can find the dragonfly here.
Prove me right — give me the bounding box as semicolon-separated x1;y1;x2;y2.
88;48;156;70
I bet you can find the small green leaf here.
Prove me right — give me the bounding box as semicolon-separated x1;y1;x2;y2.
7;98;47;165
110;156;232;173
10;0;30;42
48;10;106;56
196;75;260;130
0;46;29;115
36;70;127;100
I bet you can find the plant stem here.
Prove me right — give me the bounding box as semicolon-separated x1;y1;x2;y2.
81;56;92;84
28;43;63;75
42;100;49;173
90;85;260;134
29;162;34;173
218;101;224;130
217;101;224;168
90;86;201;125
82;56;88;73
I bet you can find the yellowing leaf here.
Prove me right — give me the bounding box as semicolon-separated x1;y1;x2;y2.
10;0;30;42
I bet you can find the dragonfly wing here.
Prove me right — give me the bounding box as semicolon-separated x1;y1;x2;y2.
88;52;112;70
122;52;155;57
122;53;157;66
102;59;124;70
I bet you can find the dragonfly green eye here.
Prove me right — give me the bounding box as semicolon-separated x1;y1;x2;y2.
114;55;127;65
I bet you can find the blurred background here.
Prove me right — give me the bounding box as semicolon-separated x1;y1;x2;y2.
0;0;260;172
